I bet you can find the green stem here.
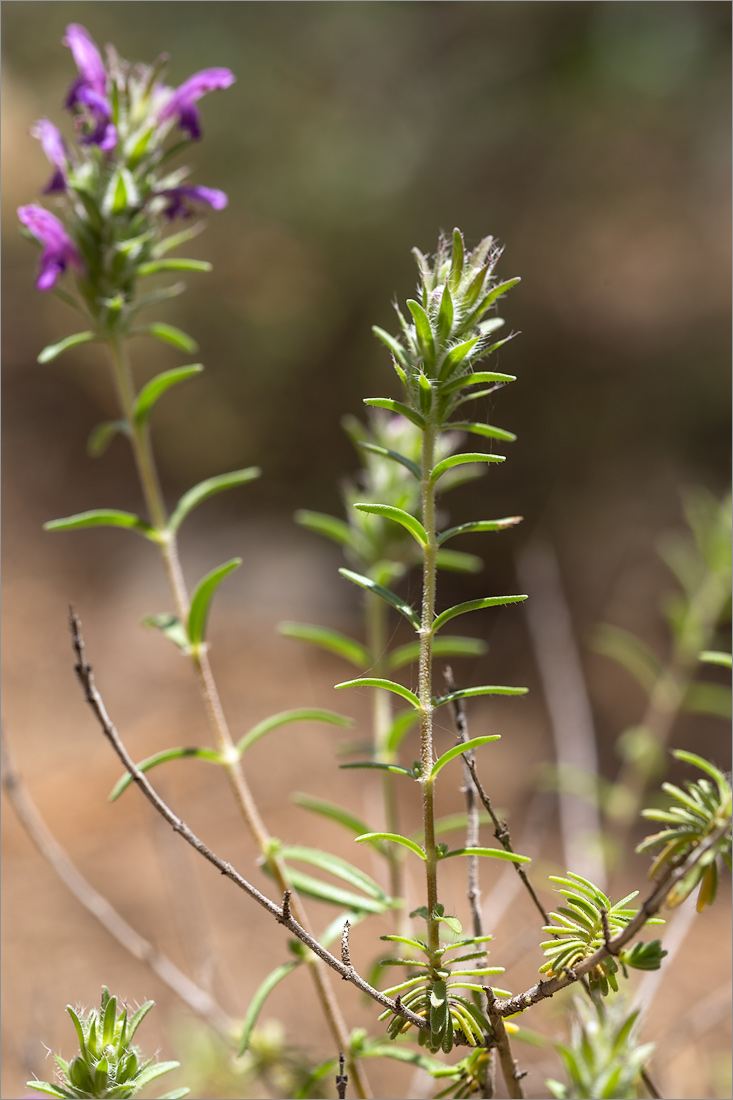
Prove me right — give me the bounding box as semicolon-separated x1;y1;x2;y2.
418;406;441;969
103;332;372;1100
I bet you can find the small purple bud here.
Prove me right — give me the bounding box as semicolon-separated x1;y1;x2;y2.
156;185;228;220
30;119;69;193
158;67;235;140
75;86;117;151
18;205;82;291
63;24;107;96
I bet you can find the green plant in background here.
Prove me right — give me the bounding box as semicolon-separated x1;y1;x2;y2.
546;997;655;1100
28;988;186;1100
594;488;731;833
11;20;733;1100
282;409;514;909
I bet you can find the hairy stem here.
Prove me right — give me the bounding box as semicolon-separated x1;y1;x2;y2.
103;334;372;1099
419;408;440;967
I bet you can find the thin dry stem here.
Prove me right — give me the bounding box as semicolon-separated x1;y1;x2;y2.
0;728;234;1037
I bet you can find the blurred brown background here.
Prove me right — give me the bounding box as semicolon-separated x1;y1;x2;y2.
2;3;731;1098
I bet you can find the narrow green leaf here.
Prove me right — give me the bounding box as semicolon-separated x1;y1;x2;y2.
278;622;371;668
38;331;95;363
442;370;516;397
295;509;357;548
434;685;528;706
280;845;389;900
137;258;212;275
699;650;732;668
340;761;415;777
44;509;156;539
682;682;732;719
436;286;454;343
156;221;204;256
432;594;528;633
127;1000;155;1042
24;1084;72;1099
237;708;351;755
354;502;428;547
264;866;390;913
438;517;523;544
385;708;420;753
471;277;521;319
431;452;505;483
142;323;198;353
449;228;464;288
388;635;487;671
357;441;421;480
673;749;731;791
438;337;480;381
141;612;190;651
128;1061;181;1091
356;832;427;860
109;746;222;802
133;364;203;427
435;549;483;573
335;677;421;709
430;735;501;778
339;567;421;629
372;325;410;371
169;468;261;532
292;794;378;844
406;298;436;365
87;419;128;457
187;558;241;647
593;624;663;694
446;421;517;443
363;397;425;429
238;962;299;1056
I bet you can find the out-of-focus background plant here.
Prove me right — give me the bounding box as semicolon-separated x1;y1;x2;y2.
2;4;730;1099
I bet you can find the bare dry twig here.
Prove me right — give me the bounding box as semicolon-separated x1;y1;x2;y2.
0;728;234;1036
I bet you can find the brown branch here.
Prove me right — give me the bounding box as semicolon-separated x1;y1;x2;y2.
444;666;482;938
459;746;550;927
492;823;730;1018
336;1052;348;1100
0;728;235;1037
67;609;427;1033
485;987;526;1100
444;667;525;1098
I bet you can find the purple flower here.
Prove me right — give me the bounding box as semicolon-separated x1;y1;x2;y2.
63;24;117;151
63;24;107;97
157;68;235;140
30;119;69;193
156;185;228;220
18;205;82;291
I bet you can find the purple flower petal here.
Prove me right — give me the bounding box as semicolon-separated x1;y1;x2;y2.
30;119;69;193
158;67;235;139
156;185;228;220
18;204;82;291
63;24;107;96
